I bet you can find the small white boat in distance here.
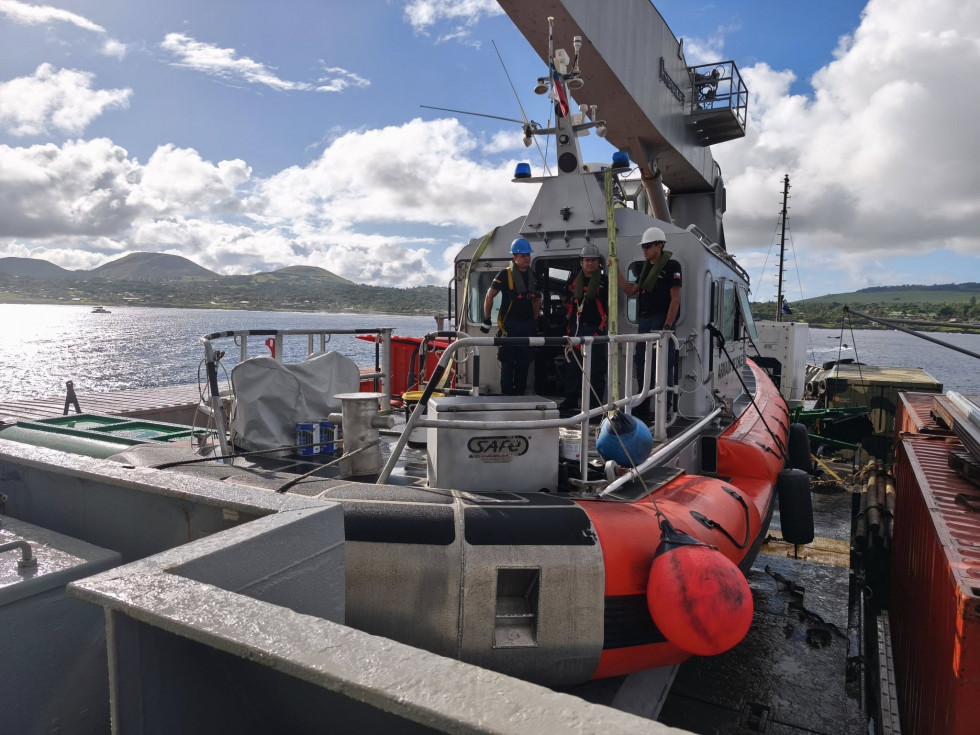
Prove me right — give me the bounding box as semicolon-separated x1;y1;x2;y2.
91;306;111;314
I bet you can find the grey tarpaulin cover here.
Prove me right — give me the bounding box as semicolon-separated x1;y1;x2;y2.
229;352;360;451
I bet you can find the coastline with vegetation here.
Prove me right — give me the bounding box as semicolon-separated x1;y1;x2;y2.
1;253;977;330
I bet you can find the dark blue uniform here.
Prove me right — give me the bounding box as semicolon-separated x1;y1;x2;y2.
562;270;608;409
492;266;539;394
630;258;682;406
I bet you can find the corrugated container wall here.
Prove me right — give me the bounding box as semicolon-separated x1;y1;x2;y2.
890;432;980;735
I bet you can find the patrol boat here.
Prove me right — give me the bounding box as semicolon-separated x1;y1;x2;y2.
0;1;815;728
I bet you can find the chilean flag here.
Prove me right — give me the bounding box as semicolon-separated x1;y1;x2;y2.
550;63;569;117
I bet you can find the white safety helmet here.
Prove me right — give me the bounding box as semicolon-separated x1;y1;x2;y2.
639;226;667;247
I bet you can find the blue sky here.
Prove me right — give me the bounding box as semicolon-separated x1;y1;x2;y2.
1;0;978;301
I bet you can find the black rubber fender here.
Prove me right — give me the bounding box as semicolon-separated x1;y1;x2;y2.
787;423;812;473
777;468;814;545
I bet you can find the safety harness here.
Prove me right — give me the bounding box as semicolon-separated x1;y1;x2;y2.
497;265;536;335
566;270;607;335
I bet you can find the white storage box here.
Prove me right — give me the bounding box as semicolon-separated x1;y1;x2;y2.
755;320;809;405
427;395;559;492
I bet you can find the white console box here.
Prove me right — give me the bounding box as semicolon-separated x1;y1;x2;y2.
427;395;559;492
755;320;809;405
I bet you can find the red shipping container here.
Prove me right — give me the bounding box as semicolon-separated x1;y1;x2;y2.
895;392;952;438
891;434;980;735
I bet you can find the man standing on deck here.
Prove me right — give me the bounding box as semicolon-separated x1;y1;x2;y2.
559;244;608;415
481;238;542;395
612;226;681;418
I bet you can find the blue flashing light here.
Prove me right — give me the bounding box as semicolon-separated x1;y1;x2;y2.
612;151;630;168
514;162;532;179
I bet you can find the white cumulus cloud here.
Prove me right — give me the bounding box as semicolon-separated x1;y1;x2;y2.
161;33;369;94
0;64;131;136
0;118;535;286
0;0;126;57
705;0;980;295
404;0;503;42
127;144;250;216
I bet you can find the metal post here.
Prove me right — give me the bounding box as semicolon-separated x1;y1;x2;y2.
653;334;668;442
579;342;592;480
381;328;393;409
776;174;790;322
63;381;81;415
202;338;231;460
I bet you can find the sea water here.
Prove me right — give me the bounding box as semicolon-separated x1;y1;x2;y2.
0;304;439;402
0;304;978;401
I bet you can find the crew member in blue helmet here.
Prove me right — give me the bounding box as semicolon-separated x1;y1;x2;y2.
481;238;541;395
559;243;608;415
613;226;681;418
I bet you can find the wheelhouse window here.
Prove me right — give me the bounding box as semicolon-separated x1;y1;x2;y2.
468;269;508;324
624;261;642;323
736;286;758;341
720;279;737;342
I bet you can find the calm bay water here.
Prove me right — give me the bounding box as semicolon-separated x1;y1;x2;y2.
0;304;977;401
803;326;980;394
0;305;439;402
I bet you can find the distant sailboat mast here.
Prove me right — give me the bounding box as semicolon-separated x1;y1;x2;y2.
776;174;790;322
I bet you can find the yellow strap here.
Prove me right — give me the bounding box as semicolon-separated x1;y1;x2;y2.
460;227;496;329
497;266;515;333
812;454;844;482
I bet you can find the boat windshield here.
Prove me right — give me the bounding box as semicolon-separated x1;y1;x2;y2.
737;286;759;341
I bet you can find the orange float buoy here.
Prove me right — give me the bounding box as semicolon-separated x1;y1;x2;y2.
646;519;753;656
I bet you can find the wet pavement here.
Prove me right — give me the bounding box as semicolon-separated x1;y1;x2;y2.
659;487;867;734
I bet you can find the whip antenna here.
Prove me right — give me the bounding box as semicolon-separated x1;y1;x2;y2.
491;40;552;175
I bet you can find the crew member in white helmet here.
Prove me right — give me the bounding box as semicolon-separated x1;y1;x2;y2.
612;226;681;418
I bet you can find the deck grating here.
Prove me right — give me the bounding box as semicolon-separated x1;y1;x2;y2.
0;383;204;425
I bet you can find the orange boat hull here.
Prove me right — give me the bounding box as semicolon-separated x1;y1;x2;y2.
579;360;788;678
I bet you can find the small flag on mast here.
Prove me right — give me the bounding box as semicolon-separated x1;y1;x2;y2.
781;297;793;315
550;63;569;117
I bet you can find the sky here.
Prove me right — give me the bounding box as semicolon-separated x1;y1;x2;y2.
0;0;978;301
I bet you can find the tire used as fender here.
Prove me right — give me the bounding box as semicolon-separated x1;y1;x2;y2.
776;467;814;545
787;423;813;473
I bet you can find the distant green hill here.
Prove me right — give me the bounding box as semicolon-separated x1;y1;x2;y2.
86;252;218;281
0;257;75;280
0;252;350;285
802;283;980;306
256;265;353;286
0;252;441;314
754;283;980;328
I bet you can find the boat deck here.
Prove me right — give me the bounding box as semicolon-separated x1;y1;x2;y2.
0;383;204;426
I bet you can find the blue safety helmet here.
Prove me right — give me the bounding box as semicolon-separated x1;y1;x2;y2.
510;238;533;255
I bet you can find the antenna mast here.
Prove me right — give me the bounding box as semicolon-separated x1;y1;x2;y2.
776;174;790;322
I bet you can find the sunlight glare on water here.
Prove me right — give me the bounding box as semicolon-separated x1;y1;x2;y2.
0;305;978;402
0;305;441;402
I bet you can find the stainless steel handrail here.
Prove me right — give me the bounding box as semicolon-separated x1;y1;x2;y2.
377;332;682;486
200;327;395;460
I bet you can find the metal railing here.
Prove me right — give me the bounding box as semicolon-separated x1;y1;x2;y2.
199;327;394;459
688;60;747;120
378;331;683;488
